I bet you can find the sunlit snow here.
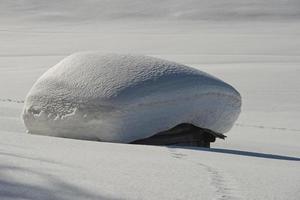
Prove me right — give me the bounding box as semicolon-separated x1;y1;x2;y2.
22;53;241;142
0;1;299;200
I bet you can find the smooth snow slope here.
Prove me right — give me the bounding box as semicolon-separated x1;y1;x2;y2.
0;129;299;200
1;0;300;24
23;53;241;142
0;0;300;200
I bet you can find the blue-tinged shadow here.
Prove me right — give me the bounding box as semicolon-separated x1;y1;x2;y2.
170;146;300;161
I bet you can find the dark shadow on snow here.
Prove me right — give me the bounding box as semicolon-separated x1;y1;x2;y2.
0;156;120;200
169;146;300;161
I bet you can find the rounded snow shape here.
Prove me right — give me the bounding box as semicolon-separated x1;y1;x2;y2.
22;53;241;142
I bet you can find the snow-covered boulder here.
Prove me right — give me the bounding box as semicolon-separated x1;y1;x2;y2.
22;53;241;143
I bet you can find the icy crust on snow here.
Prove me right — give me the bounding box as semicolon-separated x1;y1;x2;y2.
22;53;241;142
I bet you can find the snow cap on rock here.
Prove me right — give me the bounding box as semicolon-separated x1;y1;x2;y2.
22;52;241;142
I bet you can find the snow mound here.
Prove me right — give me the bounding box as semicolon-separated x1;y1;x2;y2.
22;53;241;142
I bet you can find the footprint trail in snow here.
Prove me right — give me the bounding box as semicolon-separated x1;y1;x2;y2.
168;148;244;200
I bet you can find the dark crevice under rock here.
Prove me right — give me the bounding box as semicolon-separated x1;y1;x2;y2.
131;123;226;148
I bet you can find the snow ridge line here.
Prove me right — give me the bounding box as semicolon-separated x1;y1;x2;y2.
1;98;299;132
235;123;300;132
0;98;24;104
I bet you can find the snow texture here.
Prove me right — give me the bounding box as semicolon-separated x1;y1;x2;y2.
1;1;300;199
2;0;300;23
22;53;241;142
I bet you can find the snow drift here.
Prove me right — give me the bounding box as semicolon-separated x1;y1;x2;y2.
22;53;241;142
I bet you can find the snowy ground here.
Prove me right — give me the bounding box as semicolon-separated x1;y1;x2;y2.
1;1;300;199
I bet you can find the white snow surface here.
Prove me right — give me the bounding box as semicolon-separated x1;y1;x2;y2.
1;1;300;200
1;0;300;23
22;53;241;142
